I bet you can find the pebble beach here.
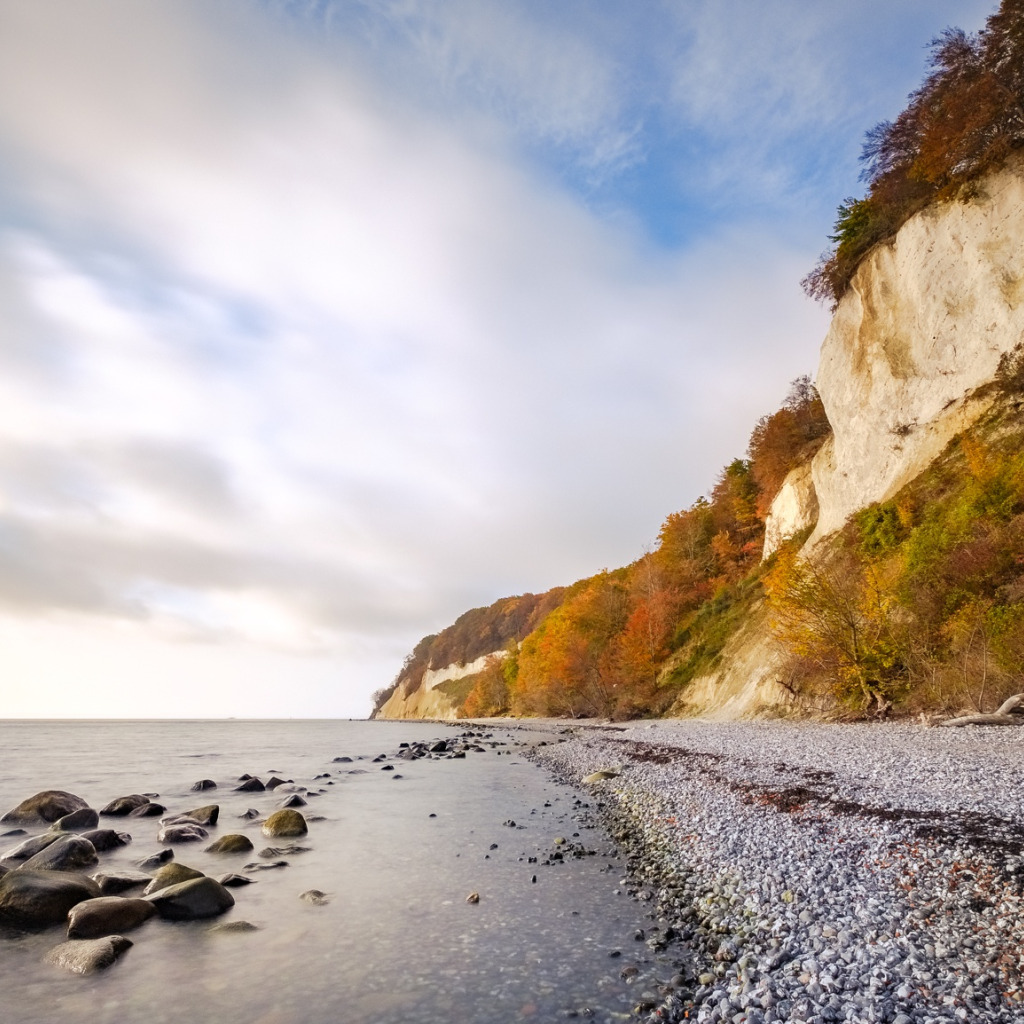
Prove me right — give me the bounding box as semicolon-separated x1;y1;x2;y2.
530;720;1024;1024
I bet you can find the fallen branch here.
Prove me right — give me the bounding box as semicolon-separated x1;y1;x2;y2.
938;693;1024;727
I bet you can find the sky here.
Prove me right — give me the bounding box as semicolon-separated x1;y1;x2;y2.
0;0;996;718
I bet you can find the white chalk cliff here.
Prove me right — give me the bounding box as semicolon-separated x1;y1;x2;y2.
376;649;507;720
765;155;1024;559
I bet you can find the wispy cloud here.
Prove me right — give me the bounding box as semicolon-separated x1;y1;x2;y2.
0;0;993;714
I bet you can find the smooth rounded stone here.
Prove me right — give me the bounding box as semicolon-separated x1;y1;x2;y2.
143;862;204;896
261;809;307;838
128;802;165;818
278;794;307;808
235;778;265;793
146;876;234;920
0;869;101;929
21;835;99;873
184;804;219;826
157;823;208;844
2;790;89;825
239;808;260;820
67;896;156;939
101;795;150;816
205;834;254;854
46;935;132;974
136;849;173;869
217;873;255;887
209;920;259;933
190;779;217;792
49;807;100;833
332;756;352;763
298;889;330;905
79;829;131;852
1;831;64;861
92;870;152;895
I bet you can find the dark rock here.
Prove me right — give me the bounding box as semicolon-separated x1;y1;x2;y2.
0;869;101;929
101;795;150;816
92;871;152;895
242;859;288;870
79;829;131;853
332;756;352;763
259;844;310;857
278;794;307;808
21;835;99;872
217;873;255;887
45;935;132;974
234;778;265;793
49;808;100;833
2;791;90;825
146;876;234;920
1;831;64;861
157;823;208;844
67;896;156;939
136;849;173;869
261;809;307;838
185;804;219;826
239;808;260;820
299;889;330;905
205;834;254;854
428;740;448;752
127;802;165;818
190;780;217;792
265;777;286;790
143;862;204;896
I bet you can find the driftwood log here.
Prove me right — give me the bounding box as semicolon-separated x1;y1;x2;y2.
939;693;1024;727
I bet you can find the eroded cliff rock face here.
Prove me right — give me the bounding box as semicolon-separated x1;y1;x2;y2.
762;460;820;560
376;650;506;720
808;158;1024;545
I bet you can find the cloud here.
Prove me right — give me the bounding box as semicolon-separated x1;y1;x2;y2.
6;0;979;716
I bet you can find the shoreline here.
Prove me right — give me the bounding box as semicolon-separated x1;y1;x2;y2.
526;720;1024;1024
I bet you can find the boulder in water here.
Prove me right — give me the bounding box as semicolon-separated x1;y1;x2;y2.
67;896;156;939
49;808;99;833
157;823;208;844
1;791;89;825
261;809;307;838
0;869;101;929
92;870;152;895
79;829;131;852
146;876;234;920
21;835;99;873
205;834;253;854
143;862;204;896
1;831;64;862
45;935;132;974
100;795;150;816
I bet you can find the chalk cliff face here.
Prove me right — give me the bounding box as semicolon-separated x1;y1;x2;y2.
376;650;506;720
807;158;1024;544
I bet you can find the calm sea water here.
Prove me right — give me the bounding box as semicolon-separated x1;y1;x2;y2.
0;720;676;1024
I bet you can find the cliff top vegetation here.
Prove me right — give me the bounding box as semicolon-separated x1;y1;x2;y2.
804;0;1024;308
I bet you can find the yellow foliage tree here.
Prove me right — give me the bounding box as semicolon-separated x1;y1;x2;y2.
765;546;908;715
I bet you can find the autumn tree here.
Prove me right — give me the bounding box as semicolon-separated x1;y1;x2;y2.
805;1;1024;307
765;545;908;715
748;376;831;517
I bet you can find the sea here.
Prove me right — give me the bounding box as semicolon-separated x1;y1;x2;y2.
0;719;679;1024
